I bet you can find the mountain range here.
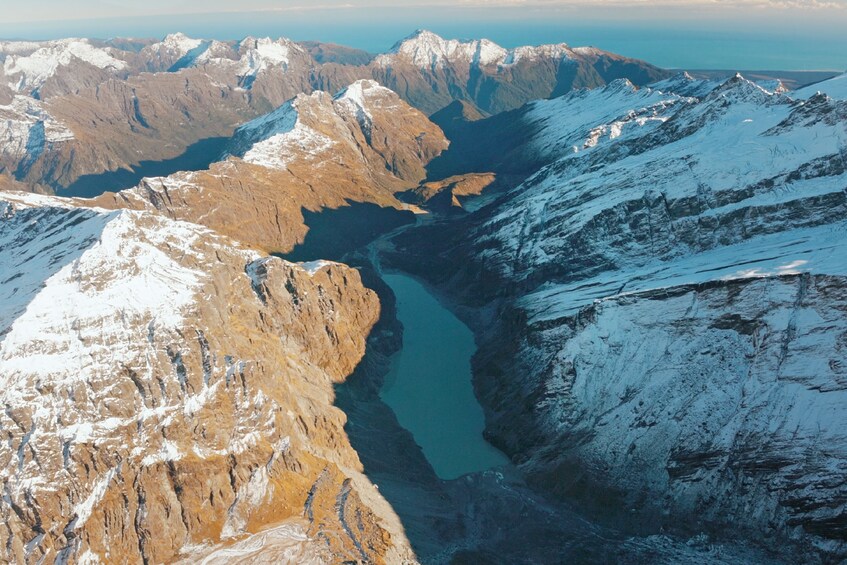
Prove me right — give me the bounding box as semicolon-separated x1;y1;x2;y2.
1;28;846;564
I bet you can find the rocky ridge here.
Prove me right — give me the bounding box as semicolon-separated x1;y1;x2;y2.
90;79;446;253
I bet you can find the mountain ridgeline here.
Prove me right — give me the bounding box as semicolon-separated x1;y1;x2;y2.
0;30;668;194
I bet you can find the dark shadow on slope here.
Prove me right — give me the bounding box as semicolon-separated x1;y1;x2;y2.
0;204;113;344
59;136;229;198
281;215;617;561
283;202;416;263
425;105;541;182
276;200;781;562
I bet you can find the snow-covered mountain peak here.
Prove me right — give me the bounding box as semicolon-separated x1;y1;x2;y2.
379;29;584;71
603;77;637;93
385;29;508;69
649;72;720;98
706;72;783;105
160;32;203;54
1;38;128;92
226;91;339;171
234;36;303;79
717;72;766;93
334;79;395;118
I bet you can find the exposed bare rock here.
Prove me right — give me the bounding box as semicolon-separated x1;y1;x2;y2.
91;80;447;253
402;173;497;211
0;191;413;564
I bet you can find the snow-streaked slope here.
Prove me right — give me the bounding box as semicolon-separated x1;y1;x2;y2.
649;72;721;98
0;191;407;564
520;79;688;160
0;95;74;165
478;76;846;282
444;74;847;559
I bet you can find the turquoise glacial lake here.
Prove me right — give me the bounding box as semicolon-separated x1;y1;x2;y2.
379;273;509;480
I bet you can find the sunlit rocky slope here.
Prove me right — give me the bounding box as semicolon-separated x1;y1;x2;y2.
0;191;415;564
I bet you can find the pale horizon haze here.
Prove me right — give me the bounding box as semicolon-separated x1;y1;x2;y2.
1;1;845;70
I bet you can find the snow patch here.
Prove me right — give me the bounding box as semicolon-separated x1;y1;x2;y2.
298;260;334;275
73;466;119;529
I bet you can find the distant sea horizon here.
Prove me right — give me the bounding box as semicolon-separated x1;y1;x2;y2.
1;11;845;72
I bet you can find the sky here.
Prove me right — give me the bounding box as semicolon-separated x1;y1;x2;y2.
1;1;845;70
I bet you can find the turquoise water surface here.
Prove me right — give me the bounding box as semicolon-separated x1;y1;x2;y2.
379;273;509;480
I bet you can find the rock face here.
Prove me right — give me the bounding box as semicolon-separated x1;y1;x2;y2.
0;31;668;194
390;74;847;559
91;80;446;253
0;191;413;564
400;173;498;212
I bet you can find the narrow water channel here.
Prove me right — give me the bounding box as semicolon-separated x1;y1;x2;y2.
379;272;509;480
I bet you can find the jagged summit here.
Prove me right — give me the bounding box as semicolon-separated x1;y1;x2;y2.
160;32;203;51
649;74;720;99
386;29;507;68
707;72;782;104
334;78;393;102
1;38;128;93
382;28;577;69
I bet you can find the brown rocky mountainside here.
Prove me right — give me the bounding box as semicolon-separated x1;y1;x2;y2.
90;80;447;253
0;191;414;564
0;31;667;194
